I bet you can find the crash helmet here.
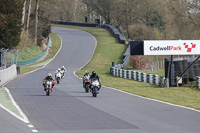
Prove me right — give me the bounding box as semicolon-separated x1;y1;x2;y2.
62;66;65;68
86;70;89;74
47;73;51;77
58;68;61;72
92;71;96;76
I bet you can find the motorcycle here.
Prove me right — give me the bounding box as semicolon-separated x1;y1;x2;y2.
90;79;100;97
55;72;62;84
44;80;53;96
60;70;65;79
83;75;90;92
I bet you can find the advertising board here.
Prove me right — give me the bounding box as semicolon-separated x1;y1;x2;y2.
143;40;200;55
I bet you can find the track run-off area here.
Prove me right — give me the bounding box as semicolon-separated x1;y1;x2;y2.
2;27;200;133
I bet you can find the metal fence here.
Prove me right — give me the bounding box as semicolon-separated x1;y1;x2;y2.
0;48;19;70
17;36;51;66
196;76;200;89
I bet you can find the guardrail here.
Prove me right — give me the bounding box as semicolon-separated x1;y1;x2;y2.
51;20;98;27
110;67;164;86
122;45;130;68
196;76;200;89
0;49;19;70
0;64;17;86
17;36;51;66
101;24;126;44
51;20;126;44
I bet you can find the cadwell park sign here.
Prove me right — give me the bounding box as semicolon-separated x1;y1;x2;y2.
130;40;200;55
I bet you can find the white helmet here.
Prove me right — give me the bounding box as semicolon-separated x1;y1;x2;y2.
86;70;89;74
58;68;61;71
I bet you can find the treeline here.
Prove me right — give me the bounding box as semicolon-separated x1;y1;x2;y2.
1;0;200;50
0;0;51;49
82;0;200;40
0;0;23;49
48;0;200;40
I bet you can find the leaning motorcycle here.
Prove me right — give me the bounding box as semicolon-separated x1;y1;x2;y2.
56;72;62;84
60;70;65;79
90;79;100;97
44;80;53;96
83;75;90;92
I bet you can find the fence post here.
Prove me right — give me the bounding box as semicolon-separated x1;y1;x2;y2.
122;69;124;78
196;76;200;89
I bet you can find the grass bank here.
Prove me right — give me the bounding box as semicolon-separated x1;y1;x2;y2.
20;32;61;74
52;24;200;110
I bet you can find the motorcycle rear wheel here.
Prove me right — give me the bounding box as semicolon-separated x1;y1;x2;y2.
85;84;89;93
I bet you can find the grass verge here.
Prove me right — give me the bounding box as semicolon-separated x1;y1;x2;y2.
52;24;200;111
0;87;23;118
19;32;61;74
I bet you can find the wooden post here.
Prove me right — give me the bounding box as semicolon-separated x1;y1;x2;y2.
176;76;179;87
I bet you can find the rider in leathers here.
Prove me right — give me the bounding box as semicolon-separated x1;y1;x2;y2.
90;71;101;92
43;73;56;91
60;66;66;77
82;70;90;88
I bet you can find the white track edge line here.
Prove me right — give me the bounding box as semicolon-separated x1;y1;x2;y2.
0;33;63;124
4;87;30;123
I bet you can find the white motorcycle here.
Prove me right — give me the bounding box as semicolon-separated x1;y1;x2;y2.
55;72;62;84
60;70;65;79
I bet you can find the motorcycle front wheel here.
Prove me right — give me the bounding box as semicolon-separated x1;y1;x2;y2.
46;89;50;96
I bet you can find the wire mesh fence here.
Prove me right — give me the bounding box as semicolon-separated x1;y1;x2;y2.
0;48;19;70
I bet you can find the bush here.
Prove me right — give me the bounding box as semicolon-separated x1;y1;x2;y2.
130;55;147;69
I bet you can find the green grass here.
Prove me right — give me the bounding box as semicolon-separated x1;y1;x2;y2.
20;32;61;74
20;68;37;74
52;24;200;111
135;70;165;76
18;45;42;61
0;87;23;118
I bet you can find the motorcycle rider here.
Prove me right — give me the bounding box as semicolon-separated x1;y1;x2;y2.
55;68;61;78
82;70;90;88
60;66;66;76
90;71;101;92
43;73;56;92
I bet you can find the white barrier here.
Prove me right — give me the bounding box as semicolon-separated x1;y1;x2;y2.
0;65;17;86
110;67;163;86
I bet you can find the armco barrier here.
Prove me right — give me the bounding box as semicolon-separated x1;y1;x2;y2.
17;36;51;66
196;76;200;89
51;20;126;44
110;67;164;86
51;20;98;27
122;45;130;68
101;24;126;44
0;64;17;86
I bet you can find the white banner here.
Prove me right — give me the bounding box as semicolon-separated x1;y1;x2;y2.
144;40;200;55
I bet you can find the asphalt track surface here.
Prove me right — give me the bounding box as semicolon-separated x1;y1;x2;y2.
4;27;200;133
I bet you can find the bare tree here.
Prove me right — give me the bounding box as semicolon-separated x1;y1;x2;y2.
34;0;39;45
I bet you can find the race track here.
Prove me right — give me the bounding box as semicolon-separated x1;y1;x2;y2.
5;27;200;133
